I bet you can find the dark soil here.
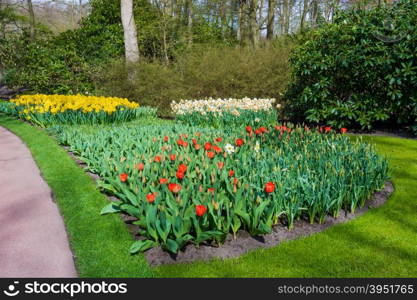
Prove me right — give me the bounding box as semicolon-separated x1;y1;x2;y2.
63;142;394;267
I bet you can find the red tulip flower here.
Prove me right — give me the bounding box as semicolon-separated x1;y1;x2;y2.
228;170;235;177
213;146;222;153
154;156;161;163
176;171;185;180
264;182;275;193
194;144;201;150
233;177;238;185
207;187;215;194
136;163;144;171
259;126;267;133
192;138;197;145
255;129;262;135
163;136;169;142
235;138;244;147
159;178;168;184
215;137;222;142
119;173;128;182
246;126;252;134
146;193;156;203
217;162;224;169
170;154;176;161
195;205;207;217
204;142;212;151
341;128;348;134
207;151;215;159
168;183;181;193
324;126;332;133
178;164;187;173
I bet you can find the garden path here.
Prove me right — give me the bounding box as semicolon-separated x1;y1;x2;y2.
0;126;77;277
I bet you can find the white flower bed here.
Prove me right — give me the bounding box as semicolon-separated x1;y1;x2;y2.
171;97;277;115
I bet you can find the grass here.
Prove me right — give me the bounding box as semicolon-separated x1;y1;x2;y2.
1;114;416;277
0;115;154;278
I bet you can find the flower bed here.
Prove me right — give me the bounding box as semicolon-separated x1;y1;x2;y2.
171;98;279;128
55;124;388;254
0;94;154;126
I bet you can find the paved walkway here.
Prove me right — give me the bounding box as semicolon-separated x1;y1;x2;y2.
0;126;77;277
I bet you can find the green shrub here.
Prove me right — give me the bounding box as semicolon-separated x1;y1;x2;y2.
285;0;417;132
99;41;292;116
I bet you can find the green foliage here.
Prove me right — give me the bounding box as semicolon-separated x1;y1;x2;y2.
1;0;236;96
1;38;95;94
54;123;388;253
285;0;417;133
99;41;292;116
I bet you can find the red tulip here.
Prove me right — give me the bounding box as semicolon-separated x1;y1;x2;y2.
192;138;197;145
264;182;275;193
163;136;169;142
235;138;244;147
213;146;222;153
176;171;185;180
168;183;181;193
215;137;222;142
207;187;215;194
233;177;238;185
194;143;201;150
259;126;267;133
217;162;224;169
154;156;161;163
246;126;252;134
178;164;187;173
159;178;168;184
136;163;144;171
324;126;332;133
170;154;176;161
119;173;128;182
341;128;348;134
146;193;156;203
206;151;215;159
204;142;212;151
195;205;207;217
228;170;235;177
255;129;262;135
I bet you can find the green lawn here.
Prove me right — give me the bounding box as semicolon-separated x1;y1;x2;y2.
1;115;416;277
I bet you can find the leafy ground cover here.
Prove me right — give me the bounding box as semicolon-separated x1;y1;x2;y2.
53;122;388;254
1;114;416;277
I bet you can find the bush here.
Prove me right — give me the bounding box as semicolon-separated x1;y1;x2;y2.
285;0;417;132
99;41;292;116
55;123;388;253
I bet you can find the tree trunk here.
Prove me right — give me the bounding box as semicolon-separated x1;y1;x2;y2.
186;0;193;44
300;0;309;31
237;0;244;41
248;0;259;47
266;0;275;39
121;0;140;64
311;0;319;28
26;0;35;41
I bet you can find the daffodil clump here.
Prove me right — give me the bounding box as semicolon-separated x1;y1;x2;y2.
4;94;151;126
171;98;280;128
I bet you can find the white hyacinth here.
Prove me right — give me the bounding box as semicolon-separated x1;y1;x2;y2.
170;97;277;115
